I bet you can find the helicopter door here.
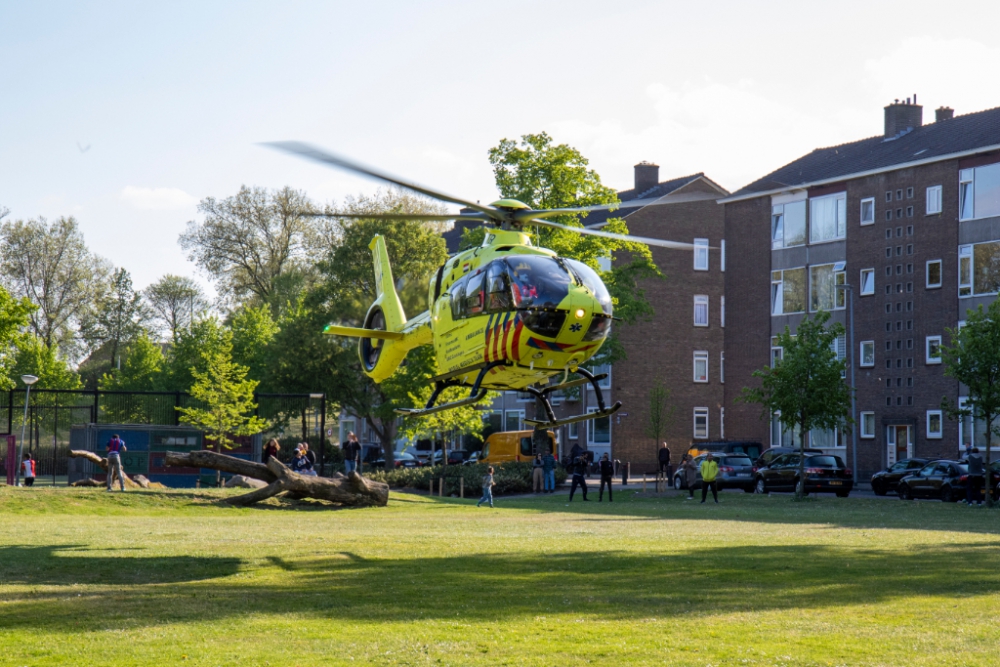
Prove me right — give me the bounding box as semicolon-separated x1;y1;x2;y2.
486;261;513;312
464;271;486;317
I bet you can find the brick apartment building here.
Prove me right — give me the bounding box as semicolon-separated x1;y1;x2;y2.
446;164;728;468
721;98;1000;478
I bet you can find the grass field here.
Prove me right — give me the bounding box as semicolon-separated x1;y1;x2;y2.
2;487;999;666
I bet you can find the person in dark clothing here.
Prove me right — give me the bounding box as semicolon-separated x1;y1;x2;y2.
598;453;614;502
263;438;280;463
966;446;985;505
342;432;361;475
658;444;671;475
568;455;589;501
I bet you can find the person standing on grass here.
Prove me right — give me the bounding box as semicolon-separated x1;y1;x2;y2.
477;466;495;508
682;454;698;500
532;454;544;493
542;450;556;493
21;452;35;487
342;432;361;475
598;453;614;502
568;455;589;501
700;452;719;504
658;443;671;476
106;433;127;492
966;447;985;506
263;438;280;463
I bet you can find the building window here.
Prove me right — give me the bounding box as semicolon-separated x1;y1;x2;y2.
926;336;942;364
720;407;725;439
587;364;611;389
809;192;847;244
587;408;611;445
694;295;709;327
861;412;875;439
504;410;524;432
721;240;725;272
568;422;578;440
720;352;725;383
906;206;913;218
959;245;973;296
927;410;943;439
926;185;942;214
926;260;942;288
885;191;892;203
860;340;875;367
721;297;725;327
809;264;846;312
896;189;903;201
860;268;875;295
907;187;914;199
959;164;1000;221
694;238;709;271
771;344;783;368
772;201;806;249
860;197;875;225
907;225;913;235
693;351;709;383
693;408;709;439
957;241;1000;297
772;268;806;315
885;229;892;239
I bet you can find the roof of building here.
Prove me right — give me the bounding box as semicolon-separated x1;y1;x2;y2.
727;105;1000;201
583;173;706;226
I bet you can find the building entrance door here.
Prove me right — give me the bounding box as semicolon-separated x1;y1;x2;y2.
886;425;912;465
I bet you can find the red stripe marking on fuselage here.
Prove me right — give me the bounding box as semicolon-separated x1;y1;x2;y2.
491;313;505;362
500;313;513;359
511;315;523;361
484;313;495;363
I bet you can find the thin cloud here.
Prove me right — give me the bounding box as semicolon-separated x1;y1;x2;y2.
120;186;198;211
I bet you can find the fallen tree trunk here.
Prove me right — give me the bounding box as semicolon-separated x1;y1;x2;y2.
67;450;168;490
165;450;389;508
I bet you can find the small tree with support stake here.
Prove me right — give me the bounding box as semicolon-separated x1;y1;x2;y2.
940;301;1000;508
645;380;674;469
740;311;852;500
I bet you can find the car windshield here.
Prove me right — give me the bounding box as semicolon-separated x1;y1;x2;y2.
507;255;572;309
806;456;845;467
723;457;752;466
563;258;613;315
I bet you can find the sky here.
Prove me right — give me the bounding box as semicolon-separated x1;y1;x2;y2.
3;0;1000;296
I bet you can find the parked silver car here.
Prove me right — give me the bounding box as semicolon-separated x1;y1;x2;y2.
674;453;756;492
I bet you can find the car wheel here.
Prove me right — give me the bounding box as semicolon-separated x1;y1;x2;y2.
673;476;683;491
872;481;887;496
755;477;767;494
836;490;850;498
898;484;911;500
940;486;954;503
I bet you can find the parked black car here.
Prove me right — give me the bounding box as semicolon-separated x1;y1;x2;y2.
958;457;1000;501
447;450;470;465
870;458;931;496
897;460;968;501
673;453;757;492
370;451;424;470
754;453;853;497
753;446;823;469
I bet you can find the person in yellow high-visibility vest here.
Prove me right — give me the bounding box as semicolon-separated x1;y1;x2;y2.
699;452;719;504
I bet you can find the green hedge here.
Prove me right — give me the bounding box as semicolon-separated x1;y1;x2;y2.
368;462;566;496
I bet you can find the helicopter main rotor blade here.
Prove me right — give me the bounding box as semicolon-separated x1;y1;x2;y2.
512;197;672;221
526;218;697;250
302;212;491;222
263;141;502;220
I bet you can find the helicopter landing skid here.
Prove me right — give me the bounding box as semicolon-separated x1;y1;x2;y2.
394;360;506;417
521;367;621;429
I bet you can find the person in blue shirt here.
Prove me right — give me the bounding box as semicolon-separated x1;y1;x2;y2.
106;434;127;491
541;451;557;493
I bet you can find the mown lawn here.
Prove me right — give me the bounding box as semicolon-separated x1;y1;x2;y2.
1;487;999;666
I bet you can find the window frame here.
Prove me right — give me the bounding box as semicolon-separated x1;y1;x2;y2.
720;296;725;328
771;267;807;315
586;364;612;390
693;294;709;327
860;340;875;368
568;421;579;440
860;197;875;226
959;245;973;297
720;351;725;384
926;185;942;215
860;411;875;439
587;407;611;445
860;268;875;296
926;259;942;289
693;351;709;383
808;191;848;244
926;410;943;439
693;238;709;271
504;409;525;432
809;263;847;312
925;335;942;365
693;407;709;440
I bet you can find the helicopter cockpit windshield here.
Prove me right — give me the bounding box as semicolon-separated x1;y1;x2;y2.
506;256;571;309
563;258;613;316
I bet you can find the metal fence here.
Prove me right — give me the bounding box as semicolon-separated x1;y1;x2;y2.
0;389;327;483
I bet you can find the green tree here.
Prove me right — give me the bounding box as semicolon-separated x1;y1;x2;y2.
644;381;675;462
941;300;1000;507
230;304;278;383
83;267;149;374
176;330;268;483
740;311;851;499
163;317;229;392
145;274;208;342
11;334;81;390
98;333;166;423
0;285;37;390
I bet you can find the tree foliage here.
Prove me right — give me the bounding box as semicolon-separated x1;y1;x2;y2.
145;274;208;342
82;267;149;373
644;380;675;453
941;300;1000;507
0;285;38;390
740;311;851;499
163;317;229;392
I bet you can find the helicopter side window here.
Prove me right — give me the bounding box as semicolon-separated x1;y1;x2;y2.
486;261;512;312
464;271;486;317
508;255;571;309
449;275;469;320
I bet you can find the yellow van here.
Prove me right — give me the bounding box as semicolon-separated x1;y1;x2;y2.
480;430;556;464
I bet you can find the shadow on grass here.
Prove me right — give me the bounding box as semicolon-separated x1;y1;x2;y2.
3;541;1000;631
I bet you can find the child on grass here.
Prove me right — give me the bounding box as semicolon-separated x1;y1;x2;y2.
477;466;495;508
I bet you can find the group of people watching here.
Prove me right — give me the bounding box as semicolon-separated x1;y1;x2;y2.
262;432;362;476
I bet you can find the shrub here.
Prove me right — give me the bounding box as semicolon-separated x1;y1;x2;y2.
368;462;566;496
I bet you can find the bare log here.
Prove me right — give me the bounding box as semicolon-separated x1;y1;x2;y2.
164;449;388;507
70;478;103;487
68;450;141;489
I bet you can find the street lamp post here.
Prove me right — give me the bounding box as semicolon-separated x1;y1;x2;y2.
835;277;858;485
17;375;39;487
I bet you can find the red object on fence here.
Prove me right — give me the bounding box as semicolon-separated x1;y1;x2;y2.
5;435;15;486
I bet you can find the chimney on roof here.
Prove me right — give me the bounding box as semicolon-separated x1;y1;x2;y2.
935;106;954;122
634;161;659;194
884;95;923;138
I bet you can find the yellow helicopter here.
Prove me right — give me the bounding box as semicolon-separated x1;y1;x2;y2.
268;142;697;429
